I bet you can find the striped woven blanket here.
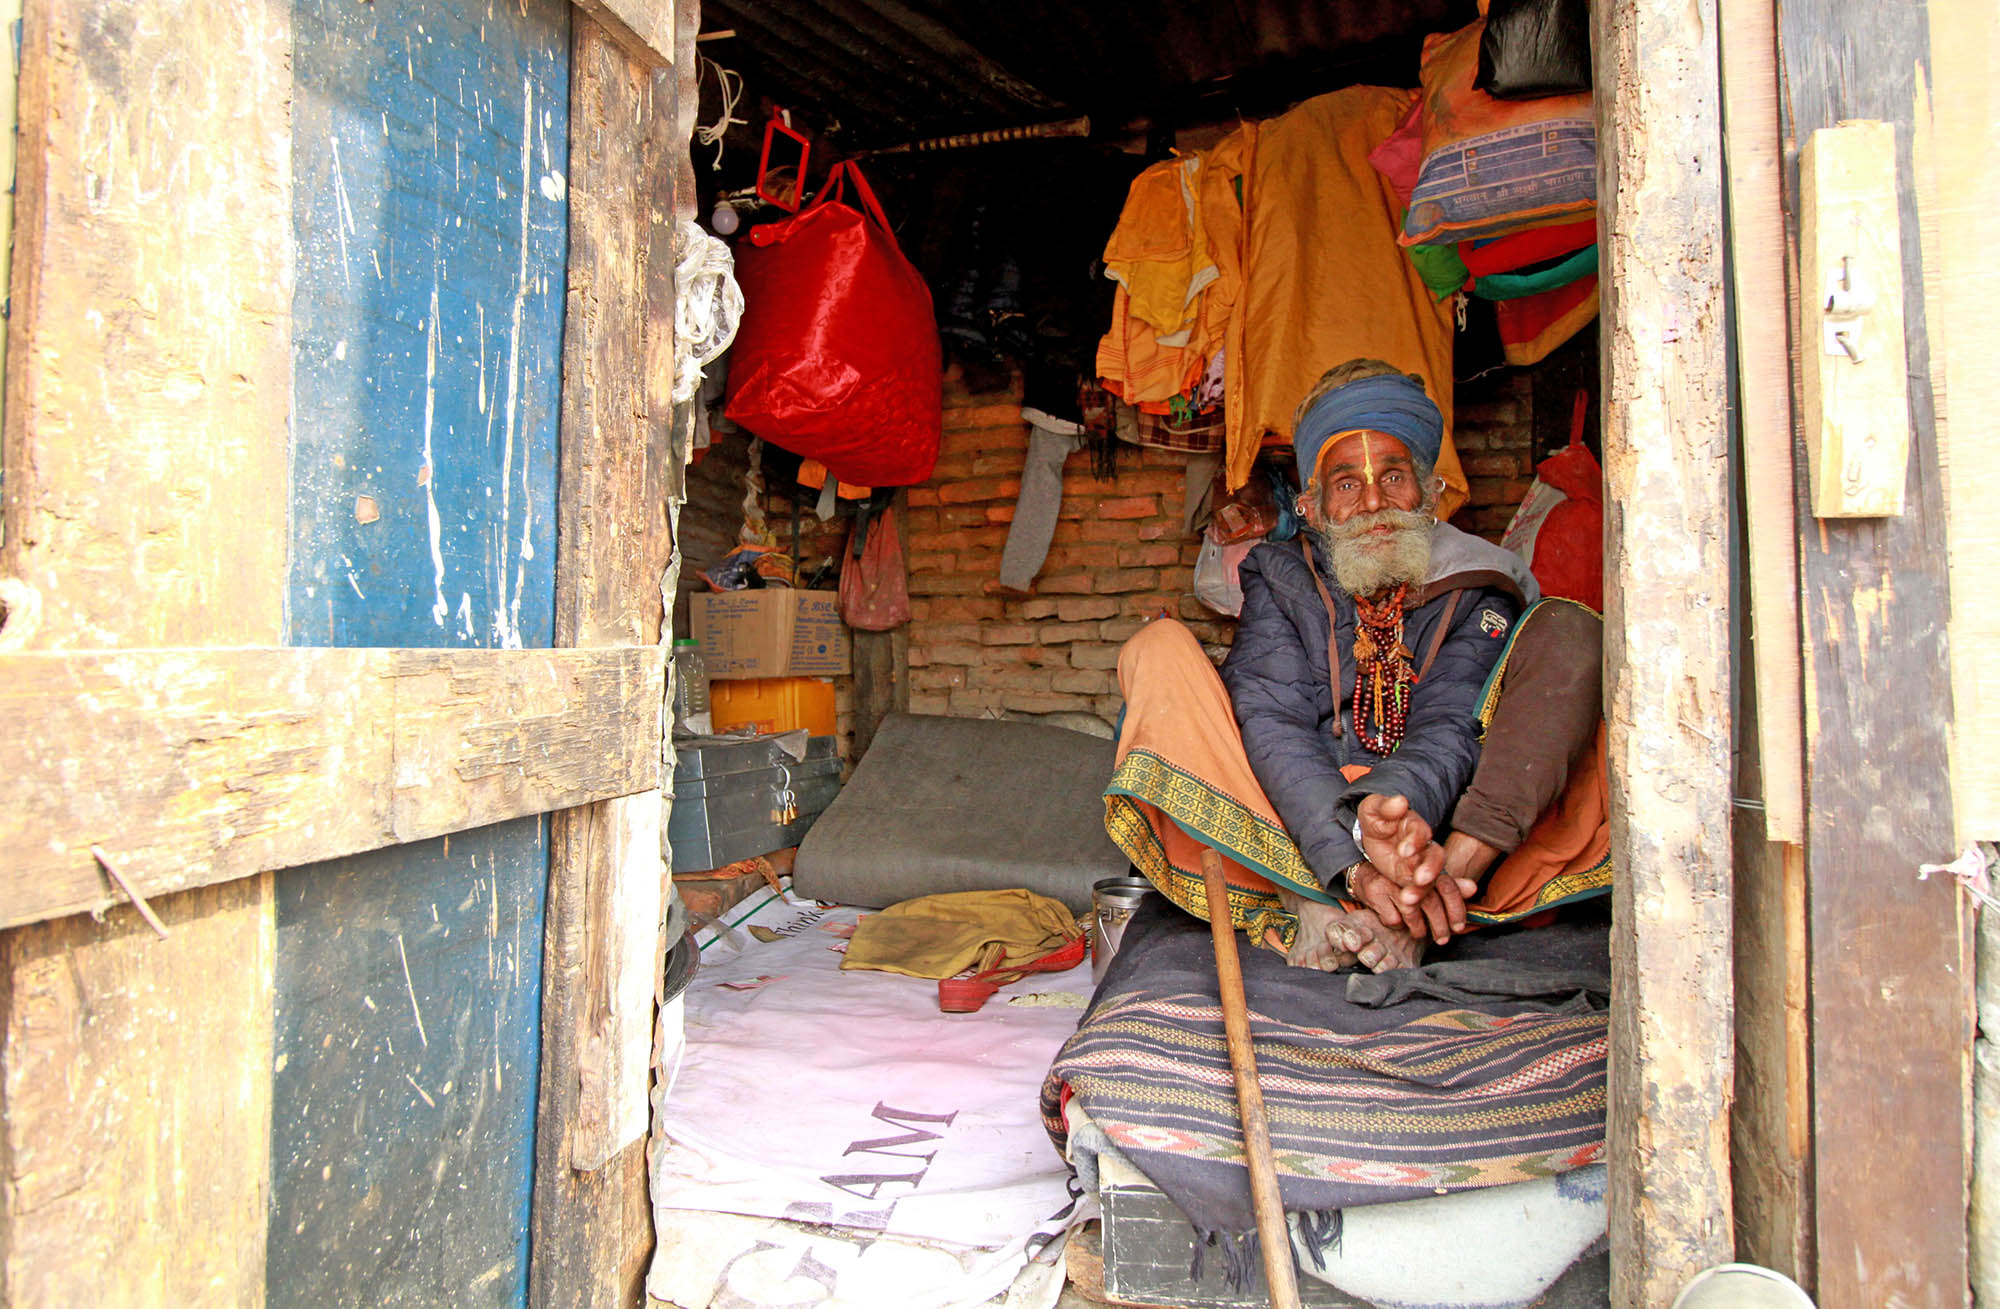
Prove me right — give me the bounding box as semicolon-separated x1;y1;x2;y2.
1043;898;1608;1243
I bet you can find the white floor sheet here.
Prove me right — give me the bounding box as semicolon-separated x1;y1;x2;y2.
648;886;1096;1309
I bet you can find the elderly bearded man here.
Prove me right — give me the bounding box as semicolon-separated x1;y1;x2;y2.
1103;360;1611;972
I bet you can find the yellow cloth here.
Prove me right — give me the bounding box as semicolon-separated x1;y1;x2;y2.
1104;156;1216;339
840;889;1085;980
1096;285;1206;405
1224;87;1467;519
1097;128;1252;405
1193;122;1254;365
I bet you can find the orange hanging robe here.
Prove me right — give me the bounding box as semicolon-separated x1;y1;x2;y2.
1225;87;1466;519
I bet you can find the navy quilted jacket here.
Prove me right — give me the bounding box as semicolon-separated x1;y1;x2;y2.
1219;526;1531;892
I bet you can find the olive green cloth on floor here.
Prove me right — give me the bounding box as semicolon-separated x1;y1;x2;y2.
842;889;1085;980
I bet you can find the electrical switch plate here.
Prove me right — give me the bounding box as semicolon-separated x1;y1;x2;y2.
1798;120;1909;517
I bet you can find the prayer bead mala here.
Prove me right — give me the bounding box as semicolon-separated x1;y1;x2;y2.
1351;584;1415;754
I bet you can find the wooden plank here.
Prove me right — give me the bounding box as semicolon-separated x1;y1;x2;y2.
1717;0;1805;843
531;5;688;1301
0;644;666;929
0;876;275;1306
1774;3;1973;1304
1927;0;2000;843
0;1;292;1300
0;0;291;652
1796;122;1911;518
573;0;676;70
1594;0;1738;1301
1728;643;1814;1282
266;816;551;1303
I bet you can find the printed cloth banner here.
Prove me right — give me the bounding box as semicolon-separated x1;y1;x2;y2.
649;888;1094;1308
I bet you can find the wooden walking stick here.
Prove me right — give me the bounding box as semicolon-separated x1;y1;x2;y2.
1200;847;1303;1309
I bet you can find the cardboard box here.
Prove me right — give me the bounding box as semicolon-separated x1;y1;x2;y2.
692;589;850;678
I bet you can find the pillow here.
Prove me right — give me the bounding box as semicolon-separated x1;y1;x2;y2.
1495;274;1599;366
1459;215;1597;277
1401;19;1596;247
1470;244;1598;301
1368;100;1425;210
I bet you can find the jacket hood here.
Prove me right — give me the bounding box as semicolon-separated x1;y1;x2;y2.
1424;521;1540;606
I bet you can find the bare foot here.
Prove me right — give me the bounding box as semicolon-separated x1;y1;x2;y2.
1337;907;1427;974
1275;886;1359;970
1273;887;1425;974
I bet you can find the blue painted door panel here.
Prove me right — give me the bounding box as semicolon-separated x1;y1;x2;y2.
275;1;571;1303
270;820;549;1305
289;0;570;650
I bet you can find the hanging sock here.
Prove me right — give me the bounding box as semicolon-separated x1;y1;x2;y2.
995;408;1084;593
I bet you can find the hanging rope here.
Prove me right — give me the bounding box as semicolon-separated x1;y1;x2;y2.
696;56;746;172
740;438;773;547
673;219;743;406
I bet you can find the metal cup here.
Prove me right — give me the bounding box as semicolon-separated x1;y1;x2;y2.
1090;875;1156;986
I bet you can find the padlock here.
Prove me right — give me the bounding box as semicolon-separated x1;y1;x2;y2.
771;764;798;825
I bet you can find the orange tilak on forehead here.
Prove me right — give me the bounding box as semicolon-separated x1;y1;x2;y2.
1315;429;1411;487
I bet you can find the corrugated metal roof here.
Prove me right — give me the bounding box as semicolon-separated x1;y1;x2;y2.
697;0;1477;150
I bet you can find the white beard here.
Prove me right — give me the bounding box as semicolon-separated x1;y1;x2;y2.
1320;509;1434;597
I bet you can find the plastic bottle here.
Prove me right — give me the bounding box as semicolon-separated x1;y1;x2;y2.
672;638;712;735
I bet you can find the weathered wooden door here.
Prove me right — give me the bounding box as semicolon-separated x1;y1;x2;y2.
0;0;685;1303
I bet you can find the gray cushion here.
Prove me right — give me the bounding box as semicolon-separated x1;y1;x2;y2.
792;713;1131;914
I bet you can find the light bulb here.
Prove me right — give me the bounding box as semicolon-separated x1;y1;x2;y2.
711;202;740;235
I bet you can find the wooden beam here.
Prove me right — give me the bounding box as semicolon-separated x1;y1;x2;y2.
1719;0;1813;1277
1774;3;1974;1303
1717;0;1805;844
572;0;676;71
0;644;665;930
531;6;688;1302
1594;0;1737;1301
0;0;292;1300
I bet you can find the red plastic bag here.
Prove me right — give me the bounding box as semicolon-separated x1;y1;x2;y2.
839;506;912;631
1511;392;1602;609
725;163;942;487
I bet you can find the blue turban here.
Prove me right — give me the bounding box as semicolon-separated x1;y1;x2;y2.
1292;373;1444;486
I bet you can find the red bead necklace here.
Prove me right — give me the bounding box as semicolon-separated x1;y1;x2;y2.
1351;584;1414;754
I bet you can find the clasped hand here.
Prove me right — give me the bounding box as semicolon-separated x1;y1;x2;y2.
1349;793;1491;946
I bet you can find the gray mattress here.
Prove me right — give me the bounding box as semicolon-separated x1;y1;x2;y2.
791;712;1131;914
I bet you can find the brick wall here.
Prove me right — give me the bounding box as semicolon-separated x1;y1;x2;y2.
697;370;1538;750
1447;372;1536;543
900;387;1232;728
898;372;1535;731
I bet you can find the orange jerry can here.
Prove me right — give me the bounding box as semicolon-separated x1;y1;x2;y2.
708;676;838;738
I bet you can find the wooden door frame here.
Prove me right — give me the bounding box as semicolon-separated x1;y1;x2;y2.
528;2;698;1302
1594;0;1738;1303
